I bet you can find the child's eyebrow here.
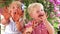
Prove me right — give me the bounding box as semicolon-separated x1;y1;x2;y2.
17;5;22;10
13;6;15;9
37;11;39;13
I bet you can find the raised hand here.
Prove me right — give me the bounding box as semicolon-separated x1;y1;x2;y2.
2;6;10;20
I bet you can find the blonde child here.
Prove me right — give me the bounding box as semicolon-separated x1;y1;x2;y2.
1;1;24;34
24;3;55;34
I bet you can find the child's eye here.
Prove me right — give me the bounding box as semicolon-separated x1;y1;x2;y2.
14;12;16;14
41;9;44;11
17;6;20;8
13;7;15;9
37;11;39;13
9;10;11;13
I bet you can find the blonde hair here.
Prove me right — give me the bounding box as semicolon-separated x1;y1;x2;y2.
10;1;22;7
8;1;22;12
28;3;44;14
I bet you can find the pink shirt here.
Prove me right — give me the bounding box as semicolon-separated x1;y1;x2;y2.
25;20;49;34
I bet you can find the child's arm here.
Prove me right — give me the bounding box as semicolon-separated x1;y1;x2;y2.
15;21;23;32
1;6;10;25
1;18;9;25
45;20;55;34
1;15;10;25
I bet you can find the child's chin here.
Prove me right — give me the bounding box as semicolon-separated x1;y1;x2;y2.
38;18;43;21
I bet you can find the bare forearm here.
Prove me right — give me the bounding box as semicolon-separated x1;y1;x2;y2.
45;20;55;34
15;21;23;32
1;18;9;25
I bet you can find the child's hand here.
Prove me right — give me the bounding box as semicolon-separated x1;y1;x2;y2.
24;26;33;34
1;18;9;25
43;15;47;21
26;26;33;32
2;6;10;20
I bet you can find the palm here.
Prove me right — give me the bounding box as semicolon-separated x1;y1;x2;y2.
2;6;10;20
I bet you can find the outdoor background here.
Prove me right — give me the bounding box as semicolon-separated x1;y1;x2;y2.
0;0;60;34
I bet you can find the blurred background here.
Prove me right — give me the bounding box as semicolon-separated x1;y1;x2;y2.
0;0;60;34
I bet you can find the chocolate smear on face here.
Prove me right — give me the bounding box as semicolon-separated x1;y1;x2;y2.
38;14;44;17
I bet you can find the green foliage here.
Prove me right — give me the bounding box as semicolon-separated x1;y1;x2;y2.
0;0;13;8
4;0;12;6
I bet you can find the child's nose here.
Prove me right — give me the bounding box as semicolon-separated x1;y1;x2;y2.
39;11;44;15
14;12;16;14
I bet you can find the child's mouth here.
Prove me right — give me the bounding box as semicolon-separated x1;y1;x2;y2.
38;14;44;17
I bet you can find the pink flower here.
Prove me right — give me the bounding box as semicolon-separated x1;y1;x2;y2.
58;24;60;29
49;0;60;12
54;5;60;12
49;0;60;5
58;19;60;23
56;11;60;17
50;12;55;18
55;0;60;5
49;0;54;3
54;7;59;11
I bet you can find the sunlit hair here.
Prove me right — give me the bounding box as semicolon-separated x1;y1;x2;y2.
8;1;22;12
10;1;22;8
28;3;44;14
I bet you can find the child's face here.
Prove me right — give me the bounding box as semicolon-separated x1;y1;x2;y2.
31;7;45;21
9;3;23;21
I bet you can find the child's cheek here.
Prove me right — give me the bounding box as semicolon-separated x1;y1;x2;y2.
15;14;19;18
13;14;20;21
10;13;13;18
18;9;23;16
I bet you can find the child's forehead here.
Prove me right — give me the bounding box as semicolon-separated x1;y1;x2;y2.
10;3;17;7
30;4;44;11
35;6;44;9
35;5;44;9
32;6;44;12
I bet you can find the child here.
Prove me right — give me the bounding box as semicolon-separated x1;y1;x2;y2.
1;1;24;34
24;3;55;34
